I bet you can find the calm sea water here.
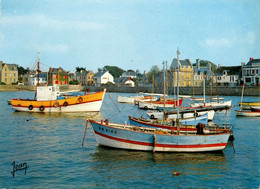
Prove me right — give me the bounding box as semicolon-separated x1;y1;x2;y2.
0;91;259;188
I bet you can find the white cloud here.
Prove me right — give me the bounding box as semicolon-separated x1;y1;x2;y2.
247;32;256;44
3;14;105;31
199;38;231;48
40;44;68;53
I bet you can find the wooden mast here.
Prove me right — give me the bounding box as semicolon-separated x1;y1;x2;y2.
37;50;40;86
177;48;180;135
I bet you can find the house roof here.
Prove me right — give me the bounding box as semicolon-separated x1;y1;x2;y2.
2;63;18;71
170;58;192;69
244;58;260;67
115;77;132;83
33;73;47;78
194;67;213;76
216;66;241;75
94;71;107;78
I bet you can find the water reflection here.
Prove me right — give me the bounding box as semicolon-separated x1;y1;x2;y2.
90;146;226;167
12;111;103;121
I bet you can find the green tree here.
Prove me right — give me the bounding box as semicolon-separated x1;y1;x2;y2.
103;65;125;78
75;67;86;72
18;66;30;75
148;65;160;82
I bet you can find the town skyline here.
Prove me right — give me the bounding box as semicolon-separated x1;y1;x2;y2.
1;0;259;73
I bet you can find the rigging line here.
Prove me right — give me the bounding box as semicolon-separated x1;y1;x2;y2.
107;92;121;112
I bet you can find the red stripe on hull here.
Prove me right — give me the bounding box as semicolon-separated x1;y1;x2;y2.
94;131;227;148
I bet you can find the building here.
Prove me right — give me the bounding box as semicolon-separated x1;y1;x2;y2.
115;77;135;87
212;65;241;86
0;61;18;84
193;59;214;87
75;70;95;86
48;67;69;85
241;58;260;86
170;58;194;87
27;72;48;86
93;71;114;86
121;71;137;79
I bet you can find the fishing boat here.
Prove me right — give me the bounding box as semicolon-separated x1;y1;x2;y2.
89;119;230;152
147;108;215;121
190;100;232;108
138;98;183;110
250;107;260;112
117;95;144;103
234;85;260;116
238;102;260;110
129;113;208;129
12;86;106;113
235;110;260;117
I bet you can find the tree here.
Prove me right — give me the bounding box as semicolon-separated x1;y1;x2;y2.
18;66;30;75
148;65;161;82
103;65;125;78
75;67;86;72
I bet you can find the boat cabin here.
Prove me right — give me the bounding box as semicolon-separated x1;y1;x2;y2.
37;86;60;101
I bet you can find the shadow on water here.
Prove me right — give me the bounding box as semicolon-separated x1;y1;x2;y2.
12;111;103;121
90;146;226;166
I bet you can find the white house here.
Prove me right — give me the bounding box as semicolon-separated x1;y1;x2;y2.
93;71;114;86
27;72;48;86
213;66;241;86
115;77;135;87
241;58;260;86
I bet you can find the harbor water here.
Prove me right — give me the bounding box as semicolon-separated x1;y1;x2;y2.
0;91;259;188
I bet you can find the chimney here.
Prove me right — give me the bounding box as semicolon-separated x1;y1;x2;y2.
250;58;254;61
196;59;200;70
218;64;221;68
241;62;245;67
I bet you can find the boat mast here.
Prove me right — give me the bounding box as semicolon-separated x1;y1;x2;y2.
37;50;40;87
203;75;205;107
240;85;244;110
163;61;166;125
177;49;180;135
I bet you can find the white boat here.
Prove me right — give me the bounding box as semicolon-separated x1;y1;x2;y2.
138;98;183;110
235;110;260;117
147;109;215;121
89;119;230;152
190;100;232;108
117;95;144;103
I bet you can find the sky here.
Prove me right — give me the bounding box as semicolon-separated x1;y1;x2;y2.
0;0;259;73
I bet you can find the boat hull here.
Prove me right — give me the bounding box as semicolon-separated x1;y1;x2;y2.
11;90;106;113
235;110;260;117
139;99;183;110
147;109;215;121
190;100;232;108
238;102;260;110
90;120;230;152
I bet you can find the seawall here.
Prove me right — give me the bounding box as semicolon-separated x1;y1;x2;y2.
0;85;259;96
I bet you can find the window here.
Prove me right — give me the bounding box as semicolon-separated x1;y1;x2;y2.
64;75;66;79
252;69;255;75
5;68;7;71
189;73;191;79
183;81;186;86
56;75;58;79
184;73;186;79
245;78;251;83
55;80;58;84
14;79;16;82
5;73;7;76
256;69;259;74
14;73;16;77
5;78;7;82
247;70;250;76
